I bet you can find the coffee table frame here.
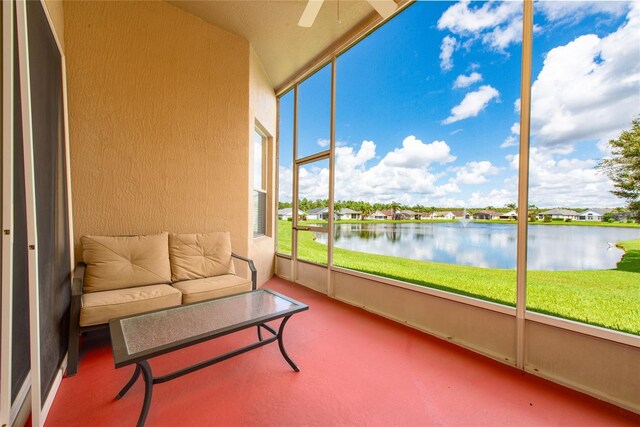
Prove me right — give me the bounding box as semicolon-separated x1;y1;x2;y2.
109;289;308;427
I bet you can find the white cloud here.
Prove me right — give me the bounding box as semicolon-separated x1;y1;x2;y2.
537;1;630;25
335;140;376;171
437;1;521;34
507;148;624;207
500;122;520;148
481;17;522;51
439;36;458;71
317;138;330;148
528;3;640;150
451;161;499;184
468;187;517;209
443;85;500;124
282;138;624;208
297;163;330;201
466;145;626;208
453;72;483;88
437;1;631;54
278;165;293;203
280;137;463;205
382;136;456;168
337;138;460;204
437;1;522;50
500;135;518;149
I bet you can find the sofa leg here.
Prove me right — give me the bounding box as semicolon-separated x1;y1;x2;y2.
67;324;80;376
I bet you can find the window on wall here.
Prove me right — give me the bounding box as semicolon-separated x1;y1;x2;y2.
526;1;640;336
253;128;267;238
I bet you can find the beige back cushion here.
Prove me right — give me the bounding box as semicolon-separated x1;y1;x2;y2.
81;233;171;293
169;232;235;282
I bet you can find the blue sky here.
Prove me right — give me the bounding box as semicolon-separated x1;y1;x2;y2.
279;1;640;209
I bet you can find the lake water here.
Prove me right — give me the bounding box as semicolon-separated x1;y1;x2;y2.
314;222;640;270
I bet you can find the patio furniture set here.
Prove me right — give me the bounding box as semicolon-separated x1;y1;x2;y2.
67;231;308;426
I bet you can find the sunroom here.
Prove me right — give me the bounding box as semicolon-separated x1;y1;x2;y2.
2;0;639;425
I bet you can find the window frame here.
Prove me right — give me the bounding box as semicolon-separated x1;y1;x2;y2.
273;1;640;350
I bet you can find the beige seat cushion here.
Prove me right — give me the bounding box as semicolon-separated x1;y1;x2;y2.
81;233;171;293
80;284;182;327
169;232;235;282
172;274;252;304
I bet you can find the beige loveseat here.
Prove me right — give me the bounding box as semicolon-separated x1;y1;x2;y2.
67;231;256;376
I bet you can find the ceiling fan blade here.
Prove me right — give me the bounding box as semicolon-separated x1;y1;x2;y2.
366;0;398;19
298;0;325;27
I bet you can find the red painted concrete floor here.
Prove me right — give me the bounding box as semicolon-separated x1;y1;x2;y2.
45;277;639;426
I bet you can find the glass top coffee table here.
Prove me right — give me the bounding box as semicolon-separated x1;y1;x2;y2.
109;289;308;427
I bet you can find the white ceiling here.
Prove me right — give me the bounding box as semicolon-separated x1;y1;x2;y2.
167;0;385;90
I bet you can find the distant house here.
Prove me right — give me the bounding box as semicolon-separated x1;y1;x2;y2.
365;210;387;220
577;208;612;222
500;210;518;220
418;211;434;220
396;210;420;220
380;209;395;219
432;211;455;220
612;211;632;222
277;208;304;220
538;209;579;221
335;208;362;220
306;207;329;220
451;210;471;220
473;210;501;220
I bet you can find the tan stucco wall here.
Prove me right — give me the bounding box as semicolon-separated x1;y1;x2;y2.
64;1;252;261
43;0;64;51
249;47;277;286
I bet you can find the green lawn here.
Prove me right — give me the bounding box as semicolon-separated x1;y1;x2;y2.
277;220;640;335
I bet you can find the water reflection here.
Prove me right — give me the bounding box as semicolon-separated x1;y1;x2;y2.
314;223;640;270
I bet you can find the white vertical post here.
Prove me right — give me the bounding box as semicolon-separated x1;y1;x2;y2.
1;1;15;425
516;0;534;370
275;99;281;257
327;58;337;296
291;86;299;282
15;0;42;425
61;56;76;279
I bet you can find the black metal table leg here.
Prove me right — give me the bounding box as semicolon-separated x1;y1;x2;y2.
277;315;300;372
257;325;263;341
116;364;142;399
137;361;154;427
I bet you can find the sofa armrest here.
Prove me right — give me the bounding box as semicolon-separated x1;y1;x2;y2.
72;262;86;297
231;253;257;290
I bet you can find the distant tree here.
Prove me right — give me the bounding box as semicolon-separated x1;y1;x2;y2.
390;201;401;219
360;204;373;219
505;202;517;211
597;118;640;221
298;198;311;212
